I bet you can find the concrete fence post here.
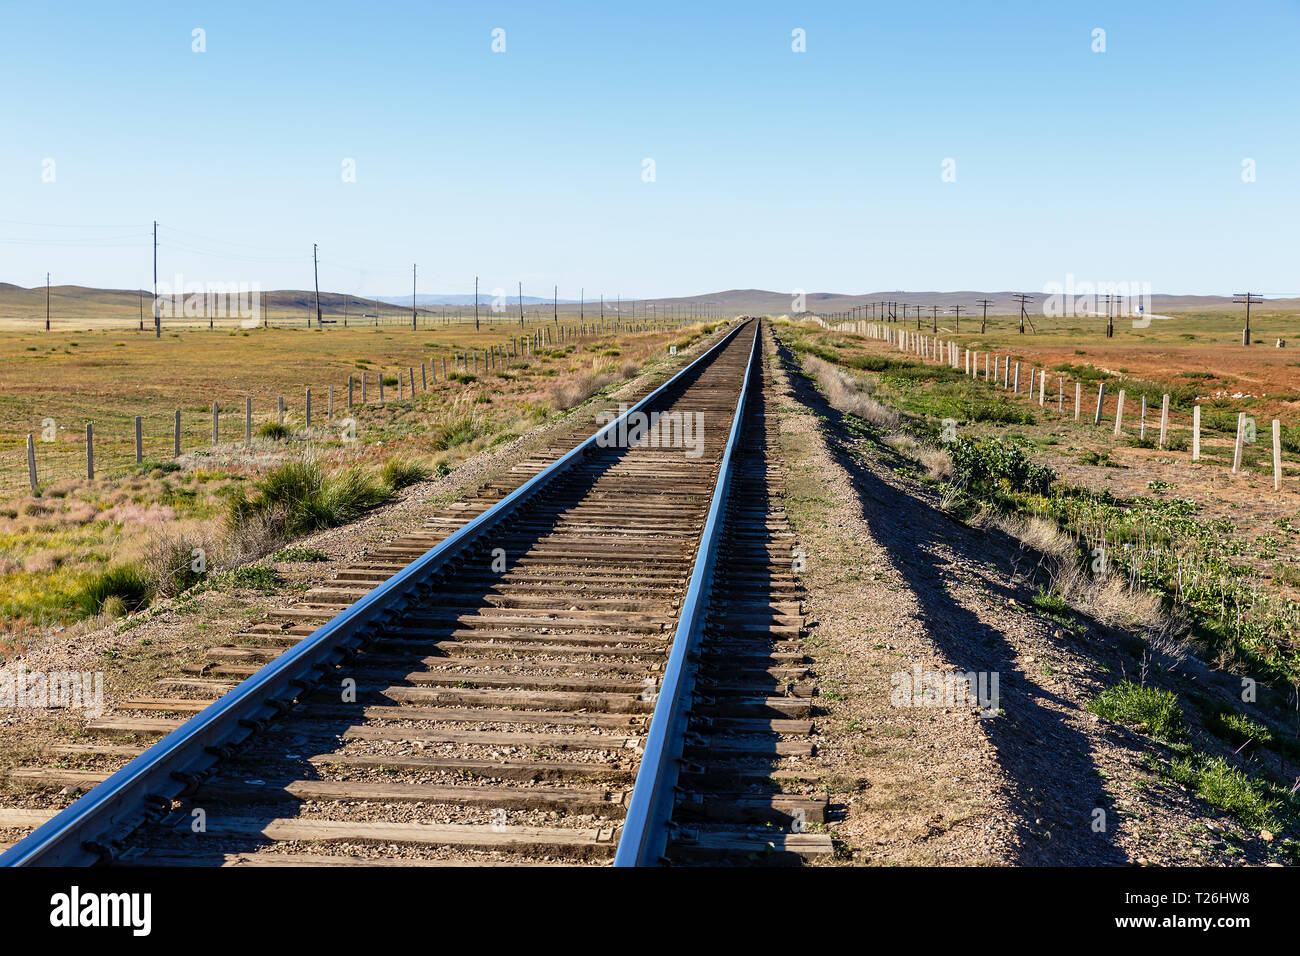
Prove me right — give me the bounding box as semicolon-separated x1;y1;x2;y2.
26;434;37;494
1094;383;1106;425
1114;389;1126;436
1232;412;1245;473
1193;405;1201;460
1159;394;1170;448
1273;420;1282;490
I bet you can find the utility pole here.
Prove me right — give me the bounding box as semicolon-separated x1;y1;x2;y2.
1233;291;1262;345
553;285;558;326
600;294;605;325
313;243;322;329
1104;293;1114;338
1011;293;1036;334
45;273;50;331
474;276;479;331
519;282;525;328
153;220;160;338
932;304;938;333
139;289;144;331
580;288;584;325
952;304;963;332
412;263;417;330
975;298;992;335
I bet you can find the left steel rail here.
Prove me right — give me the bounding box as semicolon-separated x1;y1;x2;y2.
1;319;750;867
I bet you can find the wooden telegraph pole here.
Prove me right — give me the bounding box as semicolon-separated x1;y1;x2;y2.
412;264;417;330
153;220;160;338
474;276;479;331
45;273;50;331
952;304;964;332
1012;293;1036;334
313;243;323;329
1233;292;1262;345
518;282;525;328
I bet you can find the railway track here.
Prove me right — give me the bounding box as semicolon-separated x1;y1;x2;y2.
0;316;832;866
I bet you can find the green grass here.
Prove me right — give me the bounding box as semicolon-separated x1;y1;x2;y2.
1165;754;1282;832
228;458;393;539
1031;588;1071;617
75;564;151;616
220;564;279;592
379;455;431;490
433;415;479;450
257;422;291;441
272;546;328;563
1087;681;1186;743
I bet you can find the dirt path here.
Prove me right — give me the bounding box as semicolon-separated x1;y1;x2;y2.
769;325;1267;865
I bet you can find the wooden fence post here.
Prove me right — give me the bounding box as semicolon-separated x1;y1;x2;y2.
212;402;219;445
278;396;285;424
246;397;252;445
86;423;94;479
306;388;312;427
135;416;143;463
174;410;181;457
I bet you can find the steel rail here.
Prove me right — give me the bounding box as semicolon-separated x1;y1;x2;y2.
614;317;761;866
1;318;752;867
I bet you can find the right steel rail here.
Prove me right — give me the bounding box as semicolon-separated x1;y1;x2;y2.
615;317;761;866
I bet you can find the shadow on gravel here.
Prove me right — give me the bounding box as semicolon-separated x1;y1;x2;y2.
773;333;1129;865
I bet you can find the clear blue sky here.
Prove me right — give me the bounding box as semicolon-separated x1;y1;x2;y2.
2;0;1297;298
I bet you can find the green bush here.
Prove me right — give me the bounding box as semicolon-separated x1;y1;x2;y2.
947;437;1056;496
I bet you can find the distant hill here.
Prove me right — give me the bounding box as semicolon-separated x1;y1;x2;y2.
1;282;1296;327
